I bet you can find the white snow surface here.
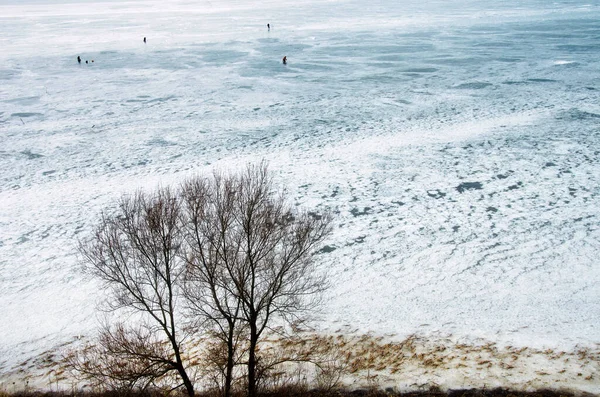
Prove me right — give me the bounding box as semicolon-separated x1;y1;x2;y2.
1;0;600;389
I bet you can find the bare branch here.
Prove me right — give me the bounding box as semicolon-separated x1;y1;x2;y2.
78;187;195;396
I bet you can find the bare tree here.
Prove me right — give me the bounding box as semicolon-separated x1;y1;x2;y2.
79;188;195;397
183;163;332;397
234;164;332;397
78;164;331;397
181;174;246;397
65;323;187;392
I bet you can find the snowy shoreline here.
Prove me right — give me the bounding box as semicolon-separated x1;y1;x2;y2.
1;331;599;394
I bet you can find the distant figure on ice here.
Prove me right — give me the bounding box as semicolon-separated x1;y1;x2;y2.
77;56;81;64
282;55;287;65
85;60;88;64
267;23;270;30
143;37;146;43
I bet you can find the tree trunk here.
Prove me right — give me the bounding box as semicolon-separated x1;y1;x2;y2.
177;364;195;397
225;323;235;397
173;340;195;397
247;322;258;397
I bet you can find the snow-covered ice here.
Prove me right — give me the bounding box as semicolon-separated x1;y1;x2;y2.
1;0;599;390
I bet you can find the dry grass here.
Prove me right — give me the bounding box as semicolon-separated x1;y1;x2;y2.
1;332;598;395
259;332;600;393
0;387;590;397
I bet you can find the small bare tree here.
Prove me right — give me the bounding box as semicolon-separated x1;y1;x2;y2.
181;173;246;397
65;323;187;392
79;188;195;396
235;165;332;397
182;163;332;397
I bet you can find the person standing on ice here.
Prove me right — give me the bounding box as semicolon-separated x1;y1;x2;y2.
77;55;81;64
143;37;147;43
267;23;270;30
282;56;287;65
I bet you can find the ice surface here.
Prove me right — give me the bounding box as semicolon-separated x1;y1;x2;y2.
1;0;599;389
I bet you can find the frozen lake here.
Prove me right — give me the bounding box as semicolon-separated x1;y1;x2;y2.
1;0;599;385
